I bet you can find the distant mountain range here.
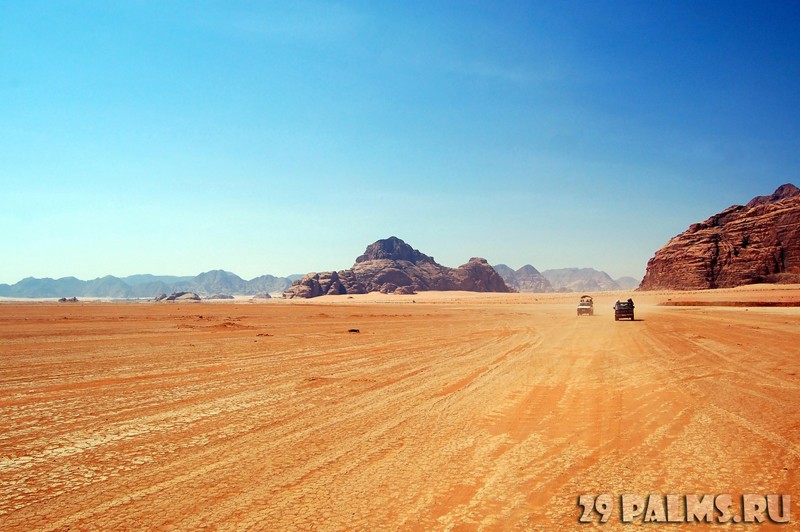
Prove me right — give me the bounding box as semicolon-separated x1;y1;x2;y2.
493;265;640;293
542;268;636;292
0;270;301;299
2;260;641;299
493;264;552;292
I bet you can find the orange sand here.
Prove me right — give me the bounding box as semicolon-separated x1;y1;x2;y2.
1;286;798;529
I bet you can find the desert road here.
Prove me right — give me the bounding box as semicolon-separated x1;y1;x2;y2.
1;290;798;529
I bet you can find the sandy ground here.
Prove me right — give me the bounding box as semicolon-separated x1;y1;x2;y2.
1;287;799;530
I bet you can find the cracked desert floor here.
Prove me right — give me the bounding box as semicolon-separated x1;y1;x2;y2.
1;287;799;530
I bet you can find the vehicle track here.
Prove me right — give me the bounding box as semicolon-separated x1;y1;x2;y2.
0;300;798;530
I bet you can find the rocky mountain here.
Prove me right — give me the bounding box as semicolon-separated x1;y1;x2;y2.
614;276;641;290
173;270;249;295
123;274;193;286
493;264;553;292
541;268;621;292
0;270;297;299
249;274;300;293
284;236;511;298
639;183;800;290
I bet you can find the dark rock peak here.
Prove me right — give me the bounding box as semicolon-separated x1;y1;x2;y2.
468;257;488;264
493;264;514;274
355;236;434;264
746;183;800;208
516;264;541;275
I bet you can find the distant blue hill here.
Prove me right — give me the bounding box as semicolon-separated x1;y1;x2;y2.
121;274;194;286
0;270;298;299
494;264;640;293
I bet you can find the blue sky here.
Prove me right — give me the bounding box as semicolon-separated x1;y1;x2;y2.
2;1;799;284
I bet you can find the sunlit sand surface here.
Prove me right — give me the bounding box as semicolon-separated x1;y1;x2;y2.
1;286;798;529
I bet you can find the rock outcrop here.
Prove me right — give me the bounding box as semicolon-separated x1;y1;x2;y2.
494;264;552;292
449;258;511;292
285;271;350;298
639;184;800;290
160;291;201;301
250;293;272;300
284;237;511;298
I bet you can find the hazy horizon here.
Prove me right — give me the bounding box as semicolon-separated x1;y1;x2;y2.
0;248;642;286
3;1;799;285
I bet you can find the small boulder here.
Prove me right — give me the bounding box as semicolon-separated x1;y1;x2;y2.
394;286;416;295
251;293;272;299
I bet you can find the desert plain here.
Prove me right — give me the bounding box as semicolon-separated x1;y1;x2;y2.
1;286;799;530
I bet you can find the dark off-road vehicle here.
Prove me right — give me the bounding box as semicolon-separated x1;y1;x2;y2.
613;299;635;321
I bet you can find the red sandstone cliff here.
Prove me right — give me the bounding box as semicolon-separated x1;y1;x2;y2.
284;237;511;298
639;184;800;290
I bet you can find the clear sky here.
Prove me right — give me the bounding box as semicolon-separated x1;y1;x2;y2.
2;1;799;284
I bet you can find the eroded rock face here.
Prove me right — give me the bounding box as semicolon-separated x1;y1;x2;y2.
284;273;324;299
355;236;434;264
284;237;511;298
639;184;800;290
450;258;510;292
